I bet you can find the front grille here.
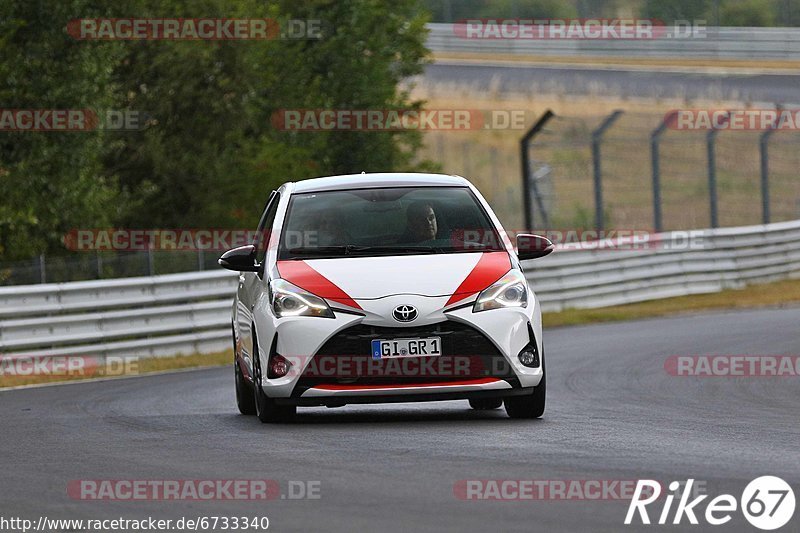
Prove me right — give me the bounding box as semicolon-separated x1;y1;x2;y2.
291;321;518;394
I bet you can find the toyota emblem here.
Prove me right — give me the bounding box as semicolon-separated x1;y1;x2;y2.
392;305;418;322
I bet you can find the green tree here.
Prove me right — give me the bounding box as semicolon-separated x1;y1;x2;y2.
720;0;777;26
107;0;434;229
476;0;579;18
1;0;435;259
0;1;125;259
641;0;710;22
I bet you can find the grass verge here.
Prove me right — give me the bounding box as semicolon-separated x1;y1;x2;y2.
3;278;799;388
0;350;232;389
432;51;800;72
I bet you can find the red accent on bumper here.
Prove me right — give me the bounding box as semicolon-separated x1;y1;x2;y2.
309;377;500;391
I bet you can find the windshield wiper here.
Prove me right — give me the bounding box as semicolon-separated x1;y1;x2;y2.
284;245;359;257
451;242;502;251
284;245;443;257
347;245;443;254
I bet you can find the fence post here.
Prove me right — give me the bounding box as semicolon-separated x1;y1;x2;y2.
462;142;472;177
650;112;673;233
490;147;498;201
759;105;781;225
706;111;729;229
520;110;555;230
436;135;445;162
592;110;624;232
147;247;155;276
96;251;103;279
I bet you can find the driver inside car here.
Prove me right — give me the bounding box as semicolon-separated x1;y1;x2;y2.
402;201;438;243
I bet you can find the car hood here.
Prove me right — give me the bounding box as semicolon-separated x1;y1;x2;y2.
276;251;511;307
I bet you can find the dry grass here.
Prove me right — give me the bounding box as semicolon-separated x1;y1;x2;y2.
433;52;800;72
0;350;232;389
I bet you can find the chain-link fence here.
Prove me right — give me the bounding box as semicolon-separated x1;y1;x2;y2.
0;250;220;286
516;108;800;234
419;107;800;235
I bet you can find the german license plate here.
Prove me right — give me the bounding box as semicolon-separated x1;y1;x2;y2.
371;337;442;359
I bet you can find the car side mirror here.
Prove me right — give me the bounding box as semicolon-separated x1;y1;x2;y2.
516;234;554;261
218;245;260;272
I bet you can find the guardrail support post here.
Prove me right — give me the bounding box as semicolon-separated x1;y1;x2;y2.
706;112;729;229
650;112;673;233
39;254;46;284
520;109;555;230
592;110;624;232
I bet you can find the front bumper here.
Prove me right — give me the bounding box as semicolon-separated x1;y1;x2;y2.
253;294;544;399
275;385;536;407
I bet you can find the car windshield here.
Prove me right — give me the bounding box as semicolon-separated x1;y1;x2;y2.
278;186;505;259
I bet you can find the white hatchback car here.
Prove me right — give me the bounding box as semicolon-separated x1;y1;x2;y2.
219;173;553;422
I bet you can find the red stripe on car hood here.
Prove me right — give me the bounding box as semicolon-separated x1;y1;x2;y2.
445;252;511;306
277;260;363;310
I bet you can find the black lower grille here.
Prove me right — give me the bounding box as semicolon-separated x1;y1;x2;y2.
291;321;519;395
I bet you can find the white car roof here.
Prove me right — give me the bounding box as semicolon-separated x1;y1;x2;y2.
290;173;470;193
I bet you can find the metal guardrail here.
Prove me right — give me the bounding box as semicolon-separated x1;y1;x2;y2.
527;219;800;310
1;219;799;359
426;24;800;60
0;270;237;359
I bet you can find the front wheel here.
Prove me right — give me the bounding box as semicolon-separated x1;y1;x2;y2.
252;329;296;423
505;350;546;419
233;323;256;415
235;360;256;415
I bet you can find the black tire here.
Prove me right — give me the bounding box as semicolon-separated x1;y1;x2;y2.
235;360;257;415
469;398;503;410
504;349;546;419
233;324;257;415
252;328;296;424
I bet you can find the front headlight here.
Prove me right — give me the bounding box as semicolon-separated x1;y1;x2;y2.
472;269;528;312
269;279;334;318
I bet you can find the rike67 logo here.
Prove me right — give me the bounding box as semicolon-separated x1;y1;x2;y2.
626;477;795;530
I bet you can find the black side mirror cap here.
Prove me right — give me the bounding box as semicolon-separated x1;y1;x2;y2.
516;234;554;261
218;245;260;272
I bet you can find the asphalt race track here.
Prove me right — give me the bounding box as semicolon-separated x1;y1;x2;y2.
424;62;800;104
2;307;798;532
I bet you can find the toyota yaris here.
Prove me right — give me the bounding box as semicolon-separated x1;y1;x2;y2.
219;173;553;422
